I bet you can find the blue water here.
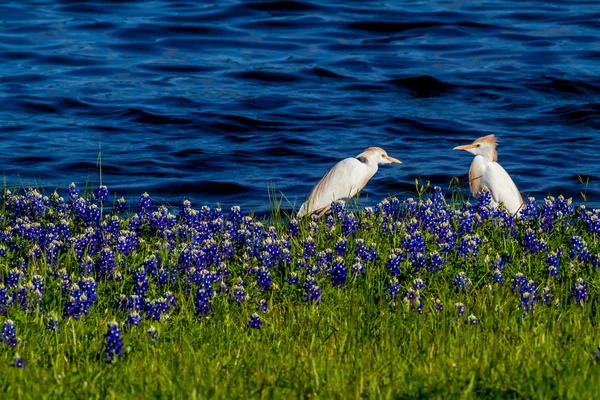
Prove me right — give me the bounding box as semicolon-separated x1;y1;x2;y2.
1;1;599;212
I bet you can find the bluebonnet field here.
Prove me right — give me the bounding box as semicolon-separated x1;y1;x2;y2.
0;181;599;398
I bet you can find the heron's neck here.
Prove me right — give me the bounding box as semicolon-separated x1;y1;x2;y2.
474;153;494;164
357;156;379;169
356;155;367;164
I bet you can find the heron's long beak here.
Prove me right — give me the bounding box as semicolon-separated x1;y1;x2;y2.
384;155;402;164
453;144;478;151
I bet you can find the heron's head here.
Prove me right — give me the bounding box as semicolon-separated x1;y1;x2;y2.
358;147;402;165
453;134;498;161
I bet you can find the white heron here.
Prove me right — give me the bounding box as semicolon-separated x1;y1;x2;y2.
297;147;402;217
453;134;523;214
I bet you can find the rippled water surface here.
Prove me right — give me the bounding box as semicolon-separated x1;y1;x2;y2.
1;0;599;211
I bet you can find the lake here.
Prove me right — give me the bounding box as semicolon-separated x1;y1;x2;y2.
0;0;598;212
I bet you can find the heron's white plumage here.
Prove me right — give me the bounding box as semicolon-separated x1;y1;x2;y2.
455;134;523;214
469;155;523;213
297;147;401;217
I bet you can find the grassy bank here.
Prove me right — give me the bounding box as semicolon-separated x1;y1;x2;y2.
0;183;599;398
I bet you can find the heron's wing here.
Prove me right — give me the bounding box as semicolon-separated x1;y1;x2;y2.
298;158;370;217
468;161;483;197
484;162;524;213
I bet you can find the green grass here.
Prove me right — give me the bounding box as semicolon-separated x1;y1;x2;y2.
4;288;600;399
0;187;599;399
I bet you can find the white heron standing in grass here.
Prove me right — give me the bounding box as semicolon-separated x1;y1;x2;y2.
453;134;523;214
297;147;402;217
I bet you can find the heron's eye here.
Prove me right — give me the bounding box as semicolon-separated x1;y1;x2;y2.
476;144;481;147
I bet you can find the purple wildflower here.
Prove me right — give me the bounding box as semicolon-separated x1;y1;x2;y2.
66;182;79;200
195;288;211;315
342;213;357;236
138;192;152;217
126;312;141;326
403;289;423;314
1;320;17;347
573;278;589;305
257;299;269;313
434;299;443;314
96;185;109;203
303;236;316;259
387;249;404;277
233;279;248;303
454;272;472;293
335;238;348;256
491;268;504;284
519;197;538;221
287;219;299;237
356;239;377;262
248;313;262;329
513;273;528;294
46;315;60;331
303;276;322;305
148;326;159;341
352;257;365;276
455;303;466;317
426;251;445;273
330;256;347;287
542;287;552;306
12;354;25;368
523;229;546;254
286;273;300;286
257;267;272;290
104;322;123;363
113;197;127;214
547;251;561;277
387;277;401;304
413;278;426;291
